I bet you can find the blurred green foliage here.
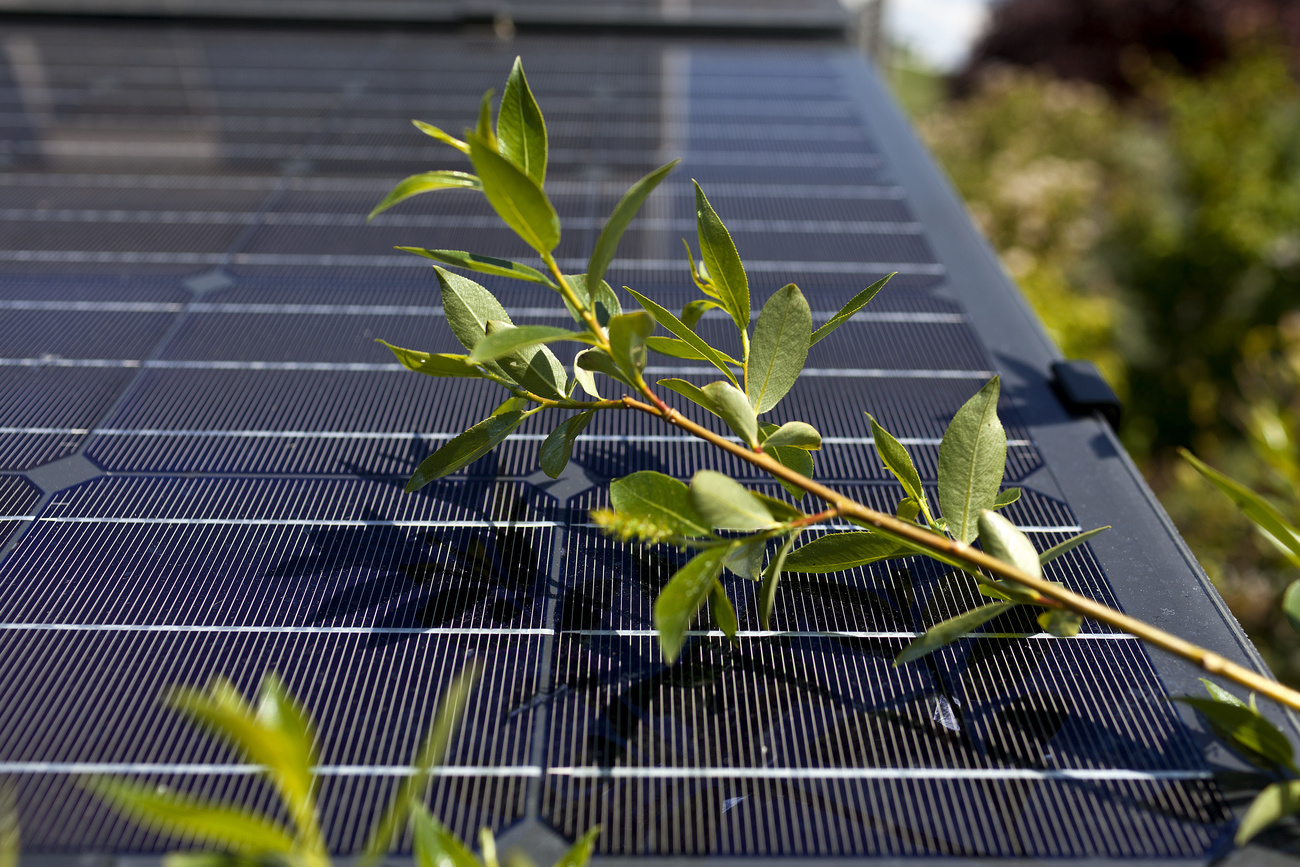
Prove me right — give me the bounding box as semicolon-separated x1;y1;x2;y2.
898;47;1300;683
1109;51;1300;459
915;65;1128;398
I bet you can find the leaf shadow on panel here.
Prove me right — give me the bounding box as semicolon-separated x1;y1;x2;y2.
544;555;1226;855
264;482;548;645
571;441;673;481
340;433;501;483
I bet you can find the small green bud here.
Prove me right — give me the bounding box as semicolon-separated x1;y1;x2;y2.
896;497;921;522
1038;609;1083;637
591;509;674;545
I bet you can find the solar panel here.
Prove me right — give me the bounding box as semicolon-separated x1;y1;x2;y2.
0;11;1288;862
0;0;849;30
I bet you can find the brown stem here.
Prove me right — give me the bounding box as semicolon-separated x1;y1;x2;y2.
622;395;1300;712
556;398;624;410
791;507;838;529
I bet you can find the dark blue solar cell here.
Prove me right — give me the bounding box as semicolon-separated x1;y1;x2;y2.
0;310;176;360
0;476;39;549
0;367;135;469
0;477;555;629
0;630;537;851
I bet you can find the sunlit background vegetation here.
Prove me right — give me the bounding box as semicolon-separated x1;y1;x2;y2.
886;0;1300;684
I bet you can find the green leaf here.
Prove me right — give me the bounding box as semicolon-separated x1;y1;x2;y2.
587;161;679;297
86;779;296;854
492;396;529;417
554;826;602;867
482;320;566;400
766;446;813;500
607;311;655;380
1179;448;1300;569
412;119;470;153
436;266;511;353
1039;526;1111;565
760;421;820;450
467;132;559;255
759;531;799;629
1036;609;1082;637
682;240;719;299
573;359;601;398
165;675;318;843
406;411;526;491
1175;696;1296;772
421;670;483;769
810;274;893;345
873;415;925;501
626;287;739;386
689;470;775;531
480;829;500;867
575;347;633;398
896;498;921;521
411;805;480;867
377;340;483;378
658;378;714;413
475;89;496;147
693;182;749;331
1236;780;1300;845
362;664;481;865
496;57;547;186
709;581;739;643
978;584;1014;602
0;788;18;867
867;414;928;517
724;536;767;581
540;411;594;479
1200;677;1247;708
977;578;1041;605
872;531;972;574
760;425;815;500
370;172;482;220
977;509;1042;579
609;471;711;539
937;376;1007;544
563;274;621;328
158;853;246;867
1284;579;1300;634
654;546;731;663
681;299;720;330
895;602;1016;666
752;491;805;522
410;660;480;771
504;847;537;867
399;248;555;288
701;381;759;448
746;283;811;413
470;324;588;363
783;531;906;573
648;336;725;362
992;487;1021;509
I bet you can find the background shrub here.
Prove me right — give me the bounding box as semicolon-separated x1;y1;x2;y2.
896;25;1300;682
